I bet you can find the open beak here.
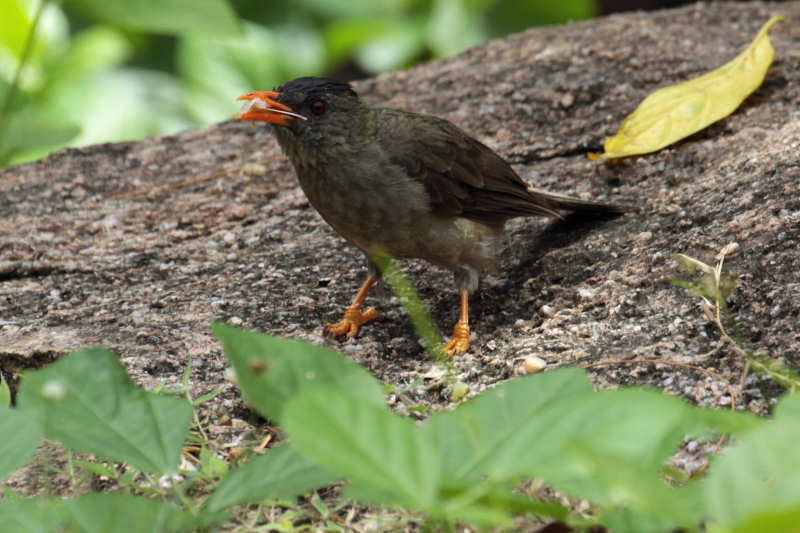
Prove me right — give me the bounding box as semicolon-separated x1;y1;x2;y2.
235;90;307;126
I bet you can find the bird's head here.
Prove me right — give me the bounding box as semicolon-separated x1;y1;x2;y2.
236;77;364;146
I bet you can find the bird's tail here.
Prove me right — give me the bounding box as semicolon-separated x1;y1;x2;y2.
529;188;636;217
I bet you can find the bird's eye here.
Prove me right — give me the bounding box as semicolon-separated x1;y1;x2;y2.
310;100;327;115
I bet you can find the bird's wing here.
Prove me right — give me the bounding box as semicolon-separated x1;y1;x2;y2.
376;108;561;226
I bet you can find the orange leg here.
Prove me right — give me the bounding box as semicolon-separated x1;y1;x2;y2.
324;274;379;339
444;290;470;356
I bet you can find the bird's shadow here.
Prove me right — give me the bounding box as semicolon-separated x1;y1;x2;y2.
360;212;627;359
475;212;626;330
512;212;622;274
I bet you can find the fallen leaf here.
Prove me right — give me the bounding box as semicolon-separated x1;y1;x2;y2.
589;15;784;160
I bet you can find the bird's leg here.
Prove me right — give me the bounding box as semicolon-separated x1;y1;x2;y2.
324;273;379;339
444;289;470;356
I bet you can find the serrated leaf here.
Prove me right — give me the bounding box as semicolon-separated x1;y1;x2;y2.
0;493;207;533
0;497;65;533
425;370;756;527
16;347;192;473
0;404;42;479
422;368;595;480
704;394;800;532
61;493;207;533
590;16;783;159
282;385;441;510
437;480;569;527
67;0;240;36
576;446;705;530
204;443;336;512
212;322;384;424
721;506;800;533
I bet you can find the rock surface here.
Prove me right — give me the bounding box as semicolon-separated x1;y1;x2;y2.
2;2;798;422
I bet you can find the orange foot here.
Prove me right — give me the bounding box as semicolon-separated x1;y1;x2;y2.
324;307;379;339
444;319;470;357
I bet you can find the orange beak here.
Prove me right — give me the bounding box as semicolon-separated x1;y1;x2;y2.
235;90;307;126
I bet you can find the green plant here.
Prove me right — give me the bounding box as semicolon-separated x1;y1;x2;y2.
3;323;799;532
673;242;800;392
0;0;240;166
1;0;597;167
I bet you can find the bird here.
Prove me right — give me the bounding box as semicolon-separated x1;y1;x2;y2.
236;77;631;356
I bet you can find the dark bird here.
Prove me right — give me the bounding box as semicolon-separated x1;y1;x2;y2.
236;77;630;356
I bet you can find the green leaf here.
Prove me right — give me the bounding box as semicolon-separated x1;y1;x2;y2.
16;347;192;473
66;0;240;36
590;16;784;159
435;480;569;527
324;19;411;67
0;107;80;164
601;503;701;533
204;443;337;512
43;26;132;90
532;388;748;512
198;445;228;478
0;0;33;58
291;0;402;19
212;322;384;423
485;0;596;35
704;394;800;533
425;369;756;527
61;493;207;533
177;21;311;124
282;385;441;510
721;506;800;533
426;0;487;58
354;21;426;73
72;459;119;479
0;497;65;533
0;403;42;479
422;368;595;480
20;68;193;162
687;402;761;436
578;447;704;531
0;493;210;533
0;473;215;533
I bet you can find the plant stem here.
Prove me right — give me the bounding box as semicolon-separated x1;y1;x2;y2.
0;0;50;164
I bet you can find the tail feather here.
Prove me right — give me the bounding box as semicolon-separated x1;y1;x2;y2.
529;188;636;216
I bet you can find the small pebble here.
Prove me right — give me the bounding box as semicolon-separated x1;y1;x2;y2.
578;288;596;300
242;163;266;175
523;356;546;374
450;382;469;402
222;231;236;244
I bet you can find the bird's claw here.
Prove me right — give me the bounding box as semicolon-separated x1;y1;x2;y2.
324;307;379;339
443;320;470;357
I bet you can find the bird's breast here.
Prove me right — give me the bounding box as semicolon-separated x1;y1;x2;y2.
296;150;425;245
290;142;500;273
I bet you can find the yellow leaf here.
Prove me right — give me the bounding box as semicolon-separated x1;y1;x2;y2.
589;15;784;160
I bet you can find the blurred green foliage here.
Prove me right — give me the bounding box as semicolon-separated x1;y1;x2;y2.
0;0;596;167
